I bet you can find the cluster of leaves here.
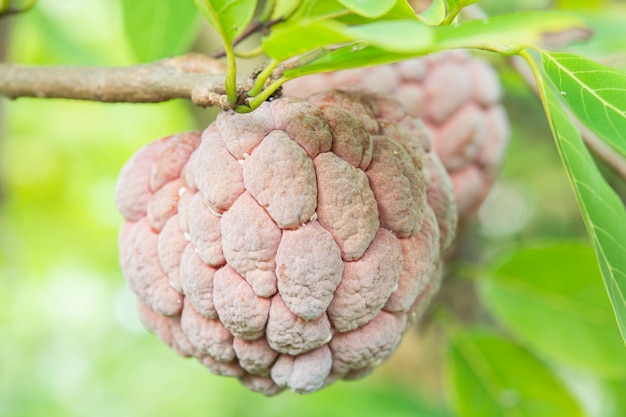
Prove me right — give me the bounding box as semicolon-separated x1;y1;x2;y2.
451;243;626;417
120;0;626;415
193;0;589;111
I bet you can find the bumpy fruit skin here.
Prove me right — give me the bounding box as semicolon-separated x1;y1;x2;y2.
116;90;457;395
283;51;510;220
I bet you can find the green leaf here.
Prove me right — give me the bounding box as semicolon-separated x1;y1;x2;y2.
447;329;587;417
556;0;607;9
598;378;626;417
434;11;586;54
540;52;626;158
281;11;583;85
385;0;422;19
442;0;481;24
285;11;581;75
290;0;415;25
344;20;433;53
283;44;414;79
568;376;626;417
337;0;397;18
445;0;479;8
523;50;626;343
417;0;446;25
262;20;351;61
479;243;626;377
194;0;257;42
120;0;201;62
262;0;303;20
280;16;434;78
290;0;347;20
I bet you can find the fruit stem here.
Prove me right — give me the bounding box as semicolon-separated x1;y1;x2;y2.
242;75;288;112
441;0;469;25
247;59;280;97
223;42;238;105
195;0;239;104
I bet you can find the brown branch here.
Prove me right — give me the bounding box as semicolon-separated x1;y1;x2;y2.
0;8;21;18
0;53;255;110
212;20;263;59
211;18;283;59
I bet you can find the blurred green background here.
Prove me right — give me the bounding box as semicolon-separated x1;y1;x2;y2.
1;1;625;416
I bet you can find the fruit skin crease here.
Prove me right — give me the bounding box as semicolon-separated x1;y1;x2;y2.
116;89;457;395
283;50;511;221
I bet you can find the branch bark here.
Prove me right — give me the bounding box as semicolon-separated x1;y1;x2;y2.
0;54;254;109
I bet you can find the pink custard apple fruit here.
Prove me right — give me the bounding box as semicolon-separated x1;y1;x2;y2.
115;90;457;395
283;51;510;221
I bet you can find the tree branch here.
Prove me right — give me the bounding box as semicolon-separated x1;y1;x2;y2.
0;54;255;109
211;18;283;59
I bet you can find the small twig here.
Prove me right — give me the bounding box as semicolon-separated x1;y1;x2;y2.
0;54;255;110
247;59;280;97
211;18;283;59
441;3;461;24
0;8;21;17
